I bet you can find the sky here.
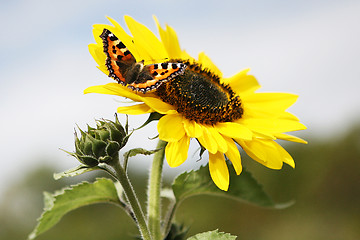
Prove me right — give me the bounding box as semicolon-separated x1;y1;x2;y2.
0;0;360;195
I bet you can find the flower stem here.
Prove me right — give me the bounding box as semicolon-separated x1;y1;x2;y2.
100;158;152;240
147;140;167;240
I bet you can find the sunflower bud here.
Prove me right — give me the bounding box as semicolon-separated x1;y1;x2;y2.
73;115;129;166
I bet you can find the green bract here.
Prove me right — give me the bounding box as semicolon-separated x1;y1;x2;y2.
73;115;129;166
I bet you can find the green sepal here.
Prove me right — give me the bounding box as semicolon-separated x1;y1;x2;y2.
136;112;164;130
108;124;123;144
105;141;121;157
94;126;110;141
61;148;98;167
86;133;107;158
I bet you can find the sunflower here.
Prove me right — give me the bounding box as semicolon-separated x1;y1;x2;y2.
85;16;307;191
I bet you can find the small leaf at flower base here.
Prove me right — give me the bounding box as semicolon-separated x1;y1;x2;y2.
172;162;275;208
187;229;237;240
53;164;101;180
136;112;164;130
123;147;162;158
122;147;162;170
28;178;120;240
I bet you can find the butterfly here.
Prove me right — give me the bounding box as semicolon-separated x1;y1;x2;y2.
100;29;187;93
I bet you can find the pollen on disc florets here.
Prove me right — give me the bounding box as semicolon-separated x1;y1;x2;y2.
155;60;244;125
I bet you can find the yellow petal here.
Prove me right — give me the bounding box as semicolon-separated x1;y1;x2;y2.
92;23;111;46
243;107;301;120
239;118;307;134
222;69;260;95
117;103;153;115
198;52;222;78
124;15;168;61
165;136;190;167
207;127;228;153
209;152;229;191
197;125;218;154
154;16;182;59
153;16;193;60
88;44;107;72
239;139;283;169
241;138;295;168
275;133;308;144
223;137;242;175
245;92;297;107
242;93;298;116
142;97;177;114
158;114;185;142
84;83;144;102
247;131;276;140
214;122;252;140
277;143;295;168
278;112;300;121
183;119;203;138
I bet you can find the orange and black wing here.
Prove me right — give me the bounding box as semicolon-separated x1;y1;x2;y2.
100;29;135;85
127;62;187;92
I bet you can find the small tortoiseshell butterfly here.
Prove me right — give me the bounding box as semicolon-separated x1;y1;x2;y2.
100;29;187;93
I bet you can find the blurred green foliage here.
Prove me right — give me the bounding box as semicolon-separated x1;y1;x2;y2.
1;125;359;240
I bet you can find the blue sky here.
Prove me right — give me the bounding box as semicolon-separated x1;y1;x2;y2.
0;0;359;194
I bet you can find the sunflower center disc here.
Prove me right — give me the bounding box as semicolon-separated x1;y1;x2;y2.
181;71;229;108
155;64;244;125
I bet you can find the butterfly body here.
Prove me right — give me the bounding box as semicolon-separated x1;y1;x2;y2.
100;29;187;93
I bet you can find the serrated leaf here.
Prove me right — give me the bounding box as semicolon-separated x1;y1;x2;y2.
28;178;120;239
187;229;237;240
53;165;100;180
172;162;275;208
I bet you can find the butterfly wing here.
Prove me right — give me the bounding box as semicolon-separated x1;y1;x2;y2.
147;63;187;82
100;29;187;93
100;29;136;85
127;62;187;92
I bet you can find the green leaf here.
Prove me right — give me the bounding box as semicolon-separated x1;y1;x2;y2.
172;162;275;208
28;178;120;240
187;229;237;240
53;164;101;180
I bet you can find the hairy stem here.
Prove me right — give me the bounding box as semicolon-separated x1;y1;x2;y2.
147;140;167;240
101;157;152;240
